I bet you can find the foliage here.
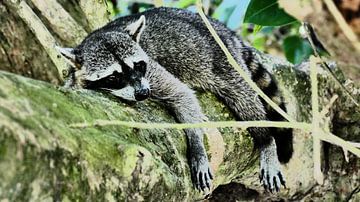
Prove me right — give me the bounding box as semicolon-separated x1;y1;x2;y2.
244;0;296;26
211;0;250;30
110;0;314;65
283;35;313;64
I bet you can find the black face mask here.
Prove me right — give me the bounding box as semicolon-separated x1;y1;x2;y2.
83;71;128;90
83;60;147;90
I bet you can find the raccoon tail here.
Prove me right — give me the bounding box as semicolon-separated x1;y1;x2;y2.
242;47;293;163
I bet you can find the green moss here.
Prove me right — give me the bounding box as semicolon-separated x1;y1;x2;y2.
4;68;339;200
2;71;251;200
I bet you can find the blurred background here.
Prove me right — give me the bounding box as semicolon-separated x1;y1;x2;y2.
108;0;311;64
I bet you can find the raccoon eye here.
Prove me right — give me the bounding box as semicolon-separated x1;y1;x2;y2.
134;61;146;75
108;75;116;81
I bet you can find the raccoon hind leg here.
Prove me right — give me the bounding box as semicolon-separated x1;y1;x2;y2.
210;69;286;192
241;47;294;163
254;67;294;164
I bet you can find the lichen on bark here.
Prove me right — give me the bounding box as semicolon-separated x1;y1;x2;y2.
0;70;253;201
0;57;359;201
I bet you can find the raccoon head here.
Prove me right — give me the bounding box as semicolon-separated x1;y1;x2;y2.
56;15;150;101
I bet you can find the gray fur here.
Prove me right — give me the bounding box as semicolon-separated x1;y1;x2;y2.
260;137;284;192
57;7;293;192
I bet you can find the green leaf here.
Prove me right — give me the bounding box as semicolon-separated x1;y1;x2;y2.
244;0;297;26
283;36;314;64
175;0;196;8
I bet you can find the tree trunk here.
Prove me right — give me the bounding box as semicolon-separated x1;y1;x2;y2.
0;1;60;84
0;1;359;201
0;70;253;201
0;58;359;201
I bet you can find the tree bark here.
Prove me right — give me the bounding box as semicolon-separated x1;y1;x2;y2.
0;70;253;201
0;1;60;84
0;1;359;201
0;58;359;201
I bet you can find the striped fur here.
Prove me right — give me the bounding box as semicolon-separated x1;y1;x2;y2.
242;47;293;163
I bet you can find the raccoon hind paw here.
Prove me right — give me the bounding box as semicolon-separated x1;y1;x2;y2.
190;156;213;192
259;164;286;193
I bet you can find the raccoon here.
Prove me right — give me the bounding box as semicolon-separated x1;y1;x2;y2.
56;7;293;192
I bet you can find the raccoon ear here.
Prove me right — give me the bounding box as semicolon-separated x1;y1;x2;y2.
125;15;146;43
55;46;78;67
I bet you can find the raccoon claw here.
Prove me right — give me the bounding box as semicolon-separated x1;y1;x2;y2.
259;168;285;193
190;156;213;192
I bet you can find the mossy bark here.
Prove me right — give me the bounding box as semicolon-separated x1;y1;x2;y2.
0;58;359;201
0;70;253;201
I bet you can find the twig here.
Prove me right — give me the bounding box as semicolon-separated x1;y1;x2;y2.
320;130;360;159
302;22;359;106
319;94;338;117
310;56;324;184
70;119;360;159
70;120;312;130
342;141;360;162
323;0;360;53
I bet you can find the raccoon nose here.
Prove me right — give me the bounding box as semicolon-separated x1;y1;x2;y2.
135;88;150;101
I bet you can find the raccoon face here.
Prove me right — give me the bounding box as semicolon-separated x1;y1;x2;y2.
56;16;150;101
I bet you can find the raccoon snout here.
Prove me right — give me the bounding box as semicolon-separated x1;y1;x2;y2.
134;88;150;101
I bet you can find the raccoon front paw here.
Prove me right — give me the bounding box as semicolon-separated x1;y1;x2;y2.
190;155;213;192
259;162;286;193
